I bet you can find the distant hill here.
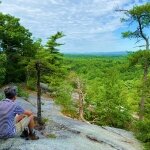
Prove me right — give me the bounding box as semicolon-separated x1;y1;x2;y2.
64;51;129;56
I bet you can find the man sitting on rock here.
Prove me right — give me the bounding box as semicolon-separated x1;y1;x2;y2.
0;87;39;140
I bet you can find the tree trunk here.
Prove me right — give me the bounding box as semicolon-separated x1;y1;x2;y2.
76;78;89;124
137;17;149;50
76;78;84;120
35;61;42;124
79;91;84;120
139;64;148;120
146;38;149;50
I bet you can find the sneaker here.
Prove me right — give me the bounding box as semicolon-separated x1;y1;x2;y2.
20;128;29;140
29;131;39;140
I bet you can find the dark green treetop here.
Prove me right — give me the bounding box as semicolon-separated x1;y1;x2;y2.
0;13;36;83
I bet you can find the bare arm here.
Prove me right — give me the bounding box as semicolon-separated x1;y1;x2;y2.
15;110;34;122
23;110;34;116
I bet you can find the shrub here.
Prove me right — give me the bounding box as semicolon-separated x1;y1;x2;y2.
17;85;29;100
26;78;36;90
135;119;150;150
0;54;6;85
0;93;5;100
85;69;132;129
55;84;77;118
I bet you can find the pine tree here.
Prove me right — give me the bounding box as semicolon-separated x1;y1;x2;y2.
27;32;65;124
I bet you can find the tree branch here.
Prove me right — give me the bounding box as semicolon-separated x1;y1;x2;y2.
133;45;147;48
135;39;143;44
115;9;129;12
137;17;147;41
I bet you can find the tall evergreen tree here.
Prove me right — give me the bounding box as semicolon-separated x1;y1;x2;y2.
27;32;65;124
129;50;150;120
118;3;150;120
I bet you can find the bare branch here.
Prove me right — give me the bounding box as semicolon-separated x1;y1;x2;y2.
135;39;143;44
89;117;99;123
115;9;129;12
133;45;147;48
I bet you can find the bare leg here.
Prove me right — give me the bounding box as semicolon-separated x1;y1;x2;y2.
28;115;35;131
28;115;39;140
16;114;39;140
16;114;35;131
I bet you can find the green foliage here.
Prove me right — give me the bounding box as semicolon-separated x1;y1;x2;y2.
27;32;66;91
47;133;57;138
121;3;150;49
43;32;66;88
26;77;36;90
0;53;6;85
135;119;150;150
26;32;65;124
136;119;150;142
122;31;139;39
63;53;149;148
121;2;150;27
55;83;77;118
46;31;65;54
62;55;136;128
85;69;132;128
128;50;150;68
0;12;36;83
42;118;49;124
17;85;29;100
120;4;150;148
0;93;4;100
129;3;150;23
134;77;150;149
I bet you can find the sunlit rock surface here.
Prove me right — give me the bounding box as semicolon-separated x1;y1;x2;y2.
0;95;142;150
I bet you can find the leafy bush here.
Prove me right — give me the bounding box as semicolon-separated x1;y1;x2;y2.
55;84;77;118
135;119;150;150
17;85;29;100
26;78;36;90
84;69;132;129
0;93;5;100
0;54;6;85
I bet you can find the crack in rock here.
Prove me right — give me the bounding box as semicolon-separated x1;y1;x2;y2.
86;135;126;150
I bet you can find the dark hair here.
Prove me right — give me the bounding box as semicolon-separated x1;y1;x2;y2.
4;87;17;99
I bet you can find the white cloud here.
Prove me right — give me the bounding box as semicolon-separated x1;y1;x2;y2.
0;0;148;52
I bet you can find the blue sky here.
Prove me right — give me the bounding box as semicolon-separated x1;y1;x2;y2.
0;0;149;53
